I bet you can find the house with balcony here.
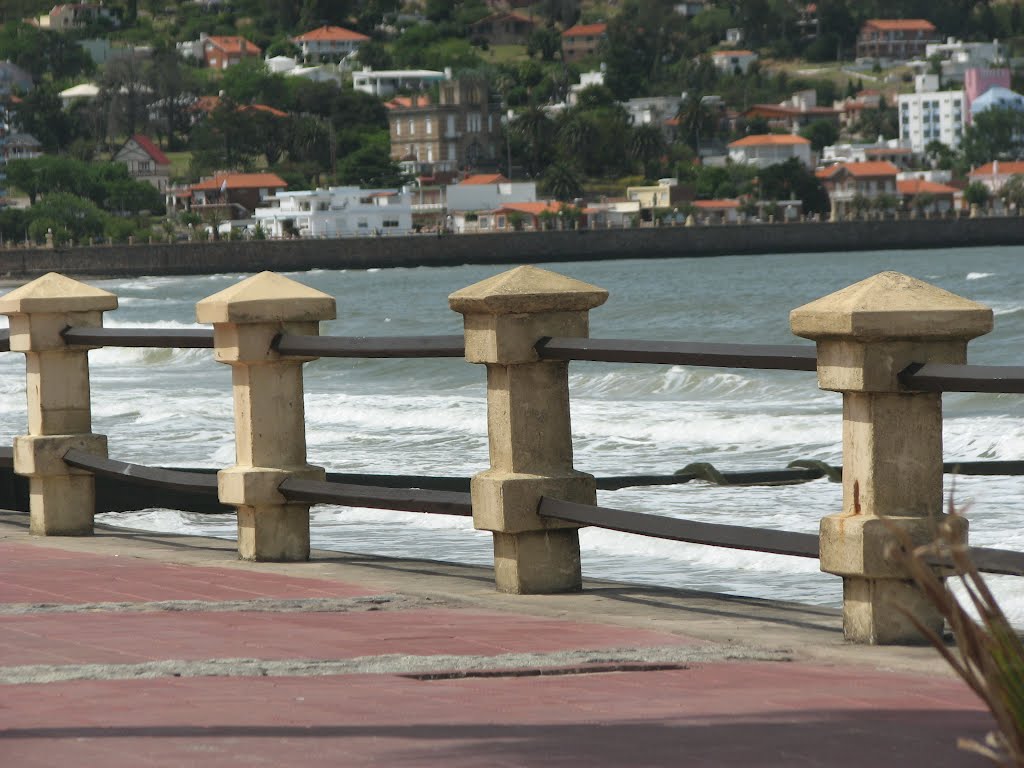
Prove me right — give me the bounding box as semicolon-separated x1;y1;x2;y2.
728;134;812;168
856;19;939;63
39;3;118;30
446;174;537;212
292;26;369;64
0;132;41;203
0;62;32;98
691;199;740;224
169;172;287;219
817;161;899;216
459;200;569;233
353;67;450;98
113;134;170;192
561;23;606;63
743;90;840;133
386;80;502;174
252;187;413;238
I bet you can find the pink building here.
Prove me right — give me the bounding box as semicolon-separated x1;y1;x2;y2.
964;68;1011;124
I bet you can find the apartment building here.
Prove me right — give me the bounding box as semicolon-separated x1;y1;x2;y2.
561;23;606;63
897;75;966;153
856;19;939;62
386;80;502;173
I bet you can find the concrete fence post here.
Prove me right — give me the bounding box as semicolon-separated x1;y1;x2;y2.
197;271;336;561
449;266;607;594
0;273;116;535
791;271;992;644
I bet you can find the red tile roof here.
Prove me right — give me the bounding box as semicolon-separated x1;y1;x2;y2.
971;161;1024;176
385;95;431;109
205;36;261;56
818;161;900;178
562;23;607;37
863;19;936;32
293;25;370;43
493;201;565;215
712;49;755;57
459;174;509;185
242;104;288;118
191;173;288;192
897;179;957;196
729;134;810;147
128;134;169;166
692;199;741;209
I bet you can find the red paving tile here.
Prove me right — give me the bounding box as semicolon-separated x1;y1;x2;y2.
0;667;991;767
0;542;378;604
0;609;701;667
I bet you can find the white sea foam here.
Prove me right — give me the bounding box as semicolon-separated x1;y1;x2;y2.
967;272;994;280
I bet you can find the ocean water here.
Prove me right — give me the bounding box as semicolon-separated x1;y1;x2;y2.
2;246;1024;618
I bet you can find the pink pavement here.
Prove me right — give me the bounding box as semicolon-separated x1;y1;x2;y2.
0;521;994;768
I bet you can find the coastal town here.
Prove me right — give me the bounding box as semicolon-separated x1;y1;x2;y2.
0;0;1023;242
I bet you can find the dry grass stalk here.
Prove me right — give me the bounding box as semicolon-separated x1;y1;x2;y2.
889;499;1024;767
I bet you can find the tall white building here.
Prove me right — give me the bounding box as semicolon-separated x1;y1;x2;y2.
253;187;413;238
898;75;966;152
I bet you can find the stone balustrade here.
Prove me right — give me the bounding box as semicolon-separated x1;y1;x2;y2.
0;267;996;644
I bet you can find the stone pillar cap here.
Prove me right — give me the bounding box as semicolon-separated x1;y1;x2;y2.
791;271;992;342
449;265;608;316
0;272;117;315
197;271;336;324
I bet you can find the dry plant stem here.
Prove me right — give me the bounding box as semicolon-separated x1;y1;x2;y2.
889;504;1024;767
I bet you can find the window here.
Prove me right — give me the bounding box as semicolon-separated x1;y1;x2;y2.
447;115;456;135
425;117;432;135
408;118;415;136
357;219;369;228
383;219;399;227
396;121;401;137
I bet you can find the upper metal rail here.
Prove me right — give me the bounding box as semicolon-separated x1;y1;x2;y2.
279;477;472;516
274;334;465;358
536;337;818;371
62;327;214;348
901;363;1024;393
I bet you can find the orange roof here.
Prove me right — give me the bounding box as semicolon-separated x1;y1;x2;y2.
971;162;1024;176
863;19;936;32
897;179;957;195
206;36;261;56
562;23;607;37
242;104;288;118
293;25;370;43
385;95;431;109
692;199;741;209
819;161;899;178
712;49;755;56
494;201;565;215
729;134;810;147
128;134;169;166
191;173;288;192
459;174;509;185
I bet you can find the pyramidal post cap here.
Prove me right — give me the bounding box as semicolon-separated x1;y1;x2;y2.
0;272;117;315
197;271;337;324
791;271;993;341
449;265;608;315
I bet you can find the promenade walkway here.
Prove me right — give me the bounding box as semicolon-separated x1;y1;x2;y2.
0;510;991;767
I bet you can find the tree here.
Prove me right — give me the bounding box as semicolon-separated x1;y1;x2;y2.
999;174;1024;210
964;182;990;207
147;46;200;150
512;105;556;177
99;54;152;142
540;161;582;201
337;144;404;187
961;108;1024;166
13;85;75;153
799;119;839;152
26;193;106;244
526;27;561;61
756;158;829;214
630;123;667;179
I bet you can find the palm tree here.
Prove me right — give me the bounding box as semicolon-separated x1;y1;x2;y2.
630;123;667;178
512;105;555;177
541;161;583;202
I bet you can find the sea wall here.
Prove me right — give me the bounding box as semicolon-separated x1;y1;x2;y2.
0;217;1022;280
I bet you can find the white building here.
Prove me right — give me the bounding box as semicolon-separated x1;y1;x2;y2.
352;68;450;98
291;26;370;63
445;174;537;213
711;49;758;75
920;38;1005;82
727;134;812;168
252;187;413;238
897;74;966;152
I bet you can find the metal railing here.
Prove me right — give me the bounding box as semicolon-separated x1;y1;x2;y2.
4;324;1024;579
